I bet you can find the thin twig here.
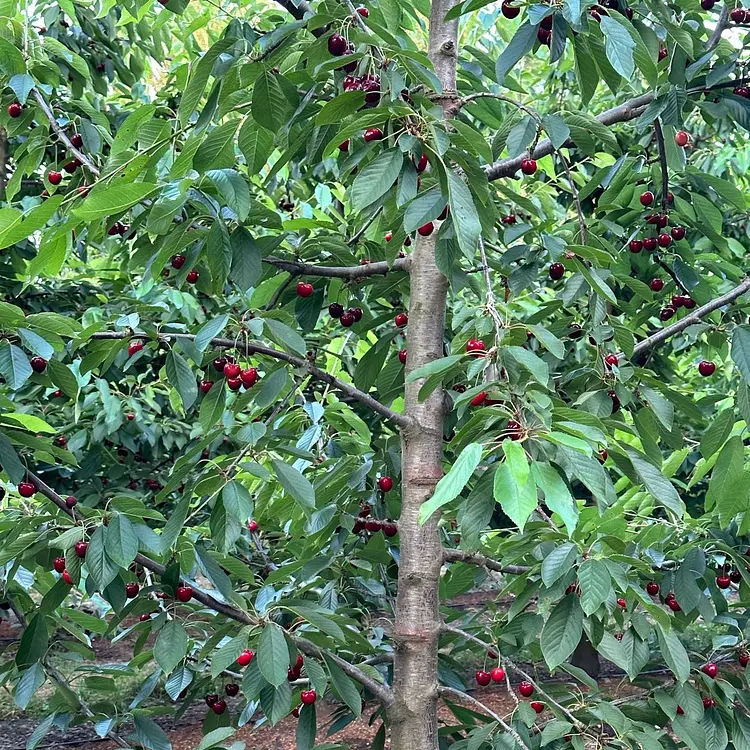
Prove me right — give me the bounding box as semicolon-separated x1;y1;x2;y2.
656;258;689;295
263;255;410;279
438;686;531;750
32;90;100;177
264;274;297;311
553;147;587;244
478;237;505;349
346;205;384;246
86;331;411;428
442;548;531;575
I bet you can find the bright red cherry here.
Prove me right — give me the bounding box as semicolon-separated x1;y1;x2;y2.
200;380;213;393
30;356;47;372
531;701;544;714
671;226;686;241
356;5;369;16
70;133;83;149
415;153;428;172
701;0;716;8
224;363;241;378
702;663;718;678
476;670;491;686
205;694;219;707
350;307;363;321
300;689;317;705
171;254;186;269
605;353;619;367
241;368;258;386
128;341;144;356
225;683;240;696
398;349;407;364
501;0;520;17
329;303;344;318
703;696;716;708
649;278;664;292
740;651;750;667
667;598;681;611
340;312;355;327
682;296;696;309
247;519;259;532
378;476;393;492
48;171;63;185
470;392;487;407
211;699;227;715
53;556;66;573
658;46;668;61
62;569;73;585
657;233;672;248
616;598;626;608
213;357;226;373
363;127;384;142
490;667;506;682
383;523;398;537
139;613;152;622
549;262;565;280
176;585;193;602
237;649;255;666
296;281;314;297
395;312;408;328
646;581;659;596
74;541;88;559
716;574;731;589
8;102;22;117
731;7;746;22
643;237;658;252
338;139;350;152
417;221;434;236
466;339;486;355
186;269;199;283
519;681;534;697
327;33;348;56
125;582;140;598
64;159;80;174
520;158;537;175
698;360;716;377
629;239;643;253
19;481;36;497
639;191;655;206
675;130;690;147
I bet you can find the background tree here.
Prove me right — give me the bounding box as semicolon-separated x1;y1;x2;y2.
2;1;750;749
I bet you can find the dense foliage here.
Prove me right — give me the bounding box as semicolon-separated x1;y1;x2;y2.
3;0;750;748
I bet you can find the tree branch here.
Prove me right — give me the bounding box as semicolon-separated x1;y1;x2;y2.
272;0;311;19
707;5;730;50
438;686;531;750
631;277;750;359
86;331;411;428
7;596;132;748
32;90;100;177
263;255;410;279
24;470;393;703
443;548;531;575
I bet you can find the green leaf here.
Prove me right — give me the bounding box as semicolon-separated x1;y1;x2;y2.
504;346;549;387
179;37;234;126
0;431;25;483
206;170;250;221
199;382;226;433
195;315;229;352
262;317;307;356
532;463;578;536
626;449;684;517
527;324;565;359
316;91;367;124
541;542;578;587
258;624;289;687
540;595;584;669
447;171;481;256
1;413;55;433
578;559;611;615
16;616;48;670
323;654;362;716
165;351;198;411
222;481;254;522
493;461;537;531
296;704;317;750
238;120;275;175
230;227;263;292
700;408;735;459
155;620;188;675
132;714;172;750
252;70;289;131
106;514;139;568
600;16;635;79
197;727;236;750
655;623;690;682
15;663;45;710
111;105;157;155
210;634;248;678
73;184;158;222
86;525;119;591
732;327;750;385
403;187;447;234
418;442;482;524
0;342;32;390
351;149;404;212
194;121;240;173
271;459;315;510
496;23;537;83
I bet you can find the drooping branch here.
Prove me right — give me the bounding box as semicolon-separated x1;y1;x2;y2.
443;548;531;575
263;255;410;279
631;277;750;359
24;470;394;703
32;90;100;177
438;686;531;750
86;331;411;428
7;596;133;748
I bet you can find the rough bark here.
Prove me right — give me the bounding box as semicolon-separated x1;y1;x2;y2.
388;1;457;747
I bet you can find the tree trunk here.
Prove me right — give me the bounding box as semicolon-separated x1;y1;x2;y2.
389;3;458;748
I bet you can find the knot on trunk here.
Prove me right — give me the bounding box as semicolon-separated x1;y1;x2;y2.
440;40;456;56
